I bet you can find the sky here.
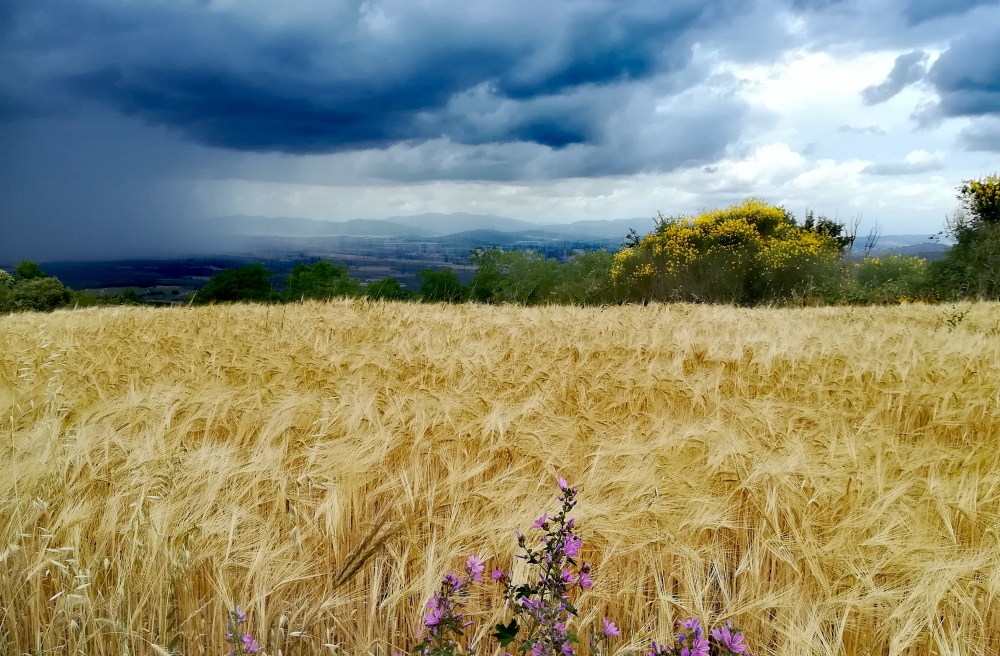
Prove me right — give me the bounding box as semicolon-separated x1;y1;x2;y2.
2;0;999;260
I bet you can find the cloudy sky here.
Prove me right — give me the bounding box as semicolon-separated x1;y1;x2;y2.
2;0;999;259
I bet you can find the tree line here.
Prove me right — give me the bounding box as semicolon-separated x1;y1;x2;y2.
3;175;998;313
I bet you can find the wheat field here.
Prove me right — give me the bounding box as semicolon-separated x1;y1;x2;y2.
2;301;1000;656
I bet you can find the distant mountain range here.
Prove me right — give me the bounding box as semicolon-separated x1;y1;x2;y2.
201;213;659;241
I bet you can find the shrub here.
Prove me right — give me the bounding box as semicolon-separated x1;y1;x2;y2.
365;277;415;301
847;255;931;304
15;260;47;280
931;221;1000;300
195;264;277;304
286;260;361;301
10;277;72;312
0;269;14;289
611;199;844;305
551;249;618;305
469;248;562;305
419;268;468;303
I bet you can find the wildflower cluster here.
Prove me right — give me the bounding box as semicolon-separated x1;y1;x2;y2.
490;479;596;656
413;556;486;656
225;606;263;655
225;481;754;656
649;619;748;656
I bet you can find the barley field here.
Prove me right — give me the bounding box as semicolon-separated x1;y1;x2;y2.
2;301;1000;656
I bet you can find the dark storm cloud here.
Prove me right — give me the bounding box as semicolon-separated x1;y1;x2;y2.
2;0;739;155
926;17;1000;120
861;50;928;105
903;0;998;24
960;119;1000;152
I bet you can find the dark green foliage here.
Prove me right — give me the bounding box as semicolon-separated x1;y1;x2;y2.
469;248;561;304
9;277;72;312
116;288;145;305
929;176;1000;300
195;264;277;304
492;619;520;648
419;268;468;303
930;222;1000;300
365;277;414;301
15;260;47;280
469;248;618;306
552;249;617;305
285;260;361;301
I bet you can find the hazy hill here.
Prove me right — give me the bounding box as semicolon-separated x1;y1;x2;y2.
204;215;430;238
204;213;657;241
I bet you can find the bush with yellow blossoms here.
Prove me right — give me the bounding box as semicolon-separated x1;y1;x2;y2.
610;199;846;304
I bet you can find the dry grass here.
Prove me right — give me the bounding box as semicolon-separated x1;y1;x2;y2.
2;301;1000;656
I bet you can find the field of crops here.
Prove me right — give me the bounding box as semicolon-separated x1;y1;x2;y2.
2;301;1000;656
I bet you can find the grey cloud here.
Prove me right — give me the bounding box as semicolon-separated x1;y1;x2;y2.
927;16;1000;120
861;50;928;105
904;0;998;24
1;0;749;156
960;118;1000;151
862;155;944;175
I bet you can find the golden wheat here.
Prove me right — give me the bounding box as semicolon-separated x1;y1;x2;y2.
2;301;1000;656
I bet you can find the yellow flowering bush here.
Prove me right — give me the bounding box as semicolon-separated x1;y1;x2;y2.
611;199;844;304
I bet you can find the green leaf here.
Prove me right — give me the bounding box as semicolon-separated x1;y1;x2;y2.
166;634;181;654
564;601;579;616
493;619;521;647
567;631;579;644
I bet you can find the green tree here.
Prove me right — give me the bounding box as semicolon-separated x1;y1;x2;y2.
551;249;617;305
15;260;47;280
0;269;14;289
195;264;277;304
930;175;1000;300
419;267;467;303
285;260;361;301
10;277;72;312
115;288;145;305
468;248;562;305
365;277;414;301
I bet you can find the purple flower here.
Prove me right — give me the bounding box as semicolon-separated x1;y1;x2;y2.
578;570;593;589
424;606;446;627
242;634;262;653
678;618;701;632
558;478;568;490
561;641;575;656
687;630;710;656
531;641;546;656
466;556;485;583
233;606;247;623
492;568;505;581
561;567;576;584
602;618;620;637
563;534;582;558
534;513;550;529
710;622;747;654
443;572;463;592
